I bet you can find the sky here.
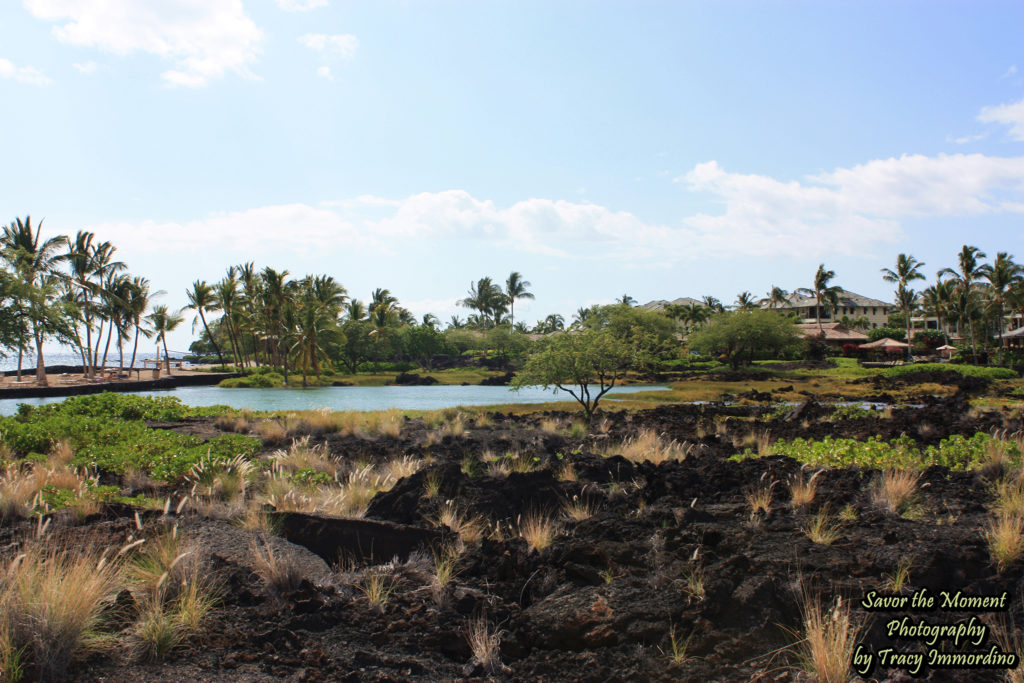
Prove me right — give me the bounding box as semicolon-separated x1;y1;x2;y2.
1;0;1023;354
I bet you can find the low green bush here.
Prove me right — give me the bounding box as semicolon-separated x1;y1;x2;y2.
219;372;285;388
883;363;1018;380
732;432;1017;471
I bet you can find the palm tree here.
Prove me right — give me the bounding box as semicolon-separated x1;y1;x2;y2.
922;276;955;344
447;315;464;329
62;231;125;377
186;280;225;366
1;216;69;386
939;245;987;361
617;294;636;306
346;299;367;321
421;313;439;329
701;296;724;313
734;291;757;312
459;278;505;327
146;305;184;373
979;252;1023;349
766;286;789;309
810;264;842;334
369;288;397;315
505;272;534;327
216;272;244;367
881;254;926;352
126;276;159;371
683;304;709;331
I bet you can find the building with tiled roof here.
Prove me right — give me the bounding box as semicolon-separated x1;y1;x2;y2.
764;289;892;329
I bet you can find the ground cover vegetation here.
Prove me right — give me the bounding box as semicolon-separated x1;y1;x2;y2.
0;369;1022;679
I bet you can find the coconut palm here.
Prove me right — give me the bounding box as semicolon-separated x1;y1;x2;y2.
0;216;69;385
62;232;126;377
766;286;789;309
505;272;534;327
881;254;926;353
186;280;225;366
921;276;955;344
126;276;160;371
701;296;724;313
346;299;367;321
734;291;757;312
146;305;184;373
421;313;440;329
979;252;1023;348
810;264;842;334
617;294;636;306
939;245;987;360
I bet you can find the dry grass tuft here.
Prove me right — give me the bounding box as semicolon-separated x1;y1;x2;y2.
465;614;504;674
271;437;337;477
433;501;485;544
251;539;304;595
517;511;560;552
792;592;859;683
383;455;421;482
744;477;777;516
429;544;461;604
562;495;600;522
986;512;1024;571
789;470;821;509
802;508;841;546
253;419;289;446
1;544;122;680
357;570;399;611
607;429;691;465
871;469;920;515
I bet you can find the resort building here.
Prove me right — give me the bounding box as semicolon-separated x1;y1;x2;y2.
795;322;868;347
764;290;891;329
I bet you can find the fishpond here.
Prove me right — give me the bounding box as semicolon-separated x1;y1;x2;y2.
0;383;668;416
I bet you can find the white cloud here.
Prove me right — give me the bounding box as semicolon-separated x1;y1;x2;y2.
81;151;1024;266
676;153;1024;257
299;33;359;60
277;0;328;10
0;58;52;86
978;98;1024;141
23;0;263;87
316;65;332;80
1001;65;1018;80
946;133;987;145
72;60;98;74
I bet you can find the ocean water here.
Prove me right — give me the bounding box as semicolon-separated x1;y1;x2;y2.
0;350;185;372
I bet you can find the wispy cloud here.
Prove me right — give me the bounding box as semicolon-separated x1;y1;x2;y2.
72;60;98;75
978;98;1024;141
1001;65;1018;80
276;0;328;10
946;132;987;145
23;0;263;87
0;58;52;86
299;33;359;60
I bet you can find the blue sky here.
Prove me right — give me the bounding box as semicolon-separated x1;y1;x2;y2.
2;0;1023;352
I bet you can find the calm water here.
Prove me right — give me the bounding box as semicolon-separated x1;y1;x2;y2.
0;384;668;416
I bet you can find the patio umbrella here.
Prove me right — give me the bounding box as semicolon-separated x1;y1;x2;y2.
858;337;911;350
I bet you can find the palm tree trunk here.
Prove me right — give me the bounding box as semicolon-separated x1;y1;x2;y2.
198;310;225;365
163;336;172;373
101;318;114;369
16;347;23;382
130;325;141;371
34;328;47;387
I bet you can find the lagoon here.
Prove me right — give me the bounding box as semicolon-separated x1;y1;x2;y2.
0;383;668;416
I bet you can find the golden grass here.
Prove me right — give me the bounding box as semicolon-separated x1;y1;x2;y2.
992;475;1024;518
430;544;461;604
606;429;691;465
683;564;706;601
0;461;99;521
517;512;560;552
883;558;913;593
555;461;577;482
271;437;337;477
789;470;821;509
422;470;442;498
253;419;289;445
744;477;777;515
792;592;859;683
433;501;485;544
187;453;256;503
357;570;399;611
802;508;840;545
986;512;1024;571
562;495;600;522
382;455;421;482
251;539;304;595
1;544;122;680
871;469;920;515
465;614;503;674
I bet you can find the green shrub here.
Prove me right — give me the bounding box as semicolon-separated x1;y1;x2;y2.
732;432;1017;471
882;363;1018;380
219;372;285;388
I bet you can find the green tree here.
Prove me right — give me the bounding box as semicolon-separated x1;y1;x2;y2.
881;253;926;353
687;310;803;369
186;280;225;366
505;272;534;328
146;305;184;373
734;291;757;311
513;329;631;421
939;245;986;361
979;252;1023;348
1;216;69;386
